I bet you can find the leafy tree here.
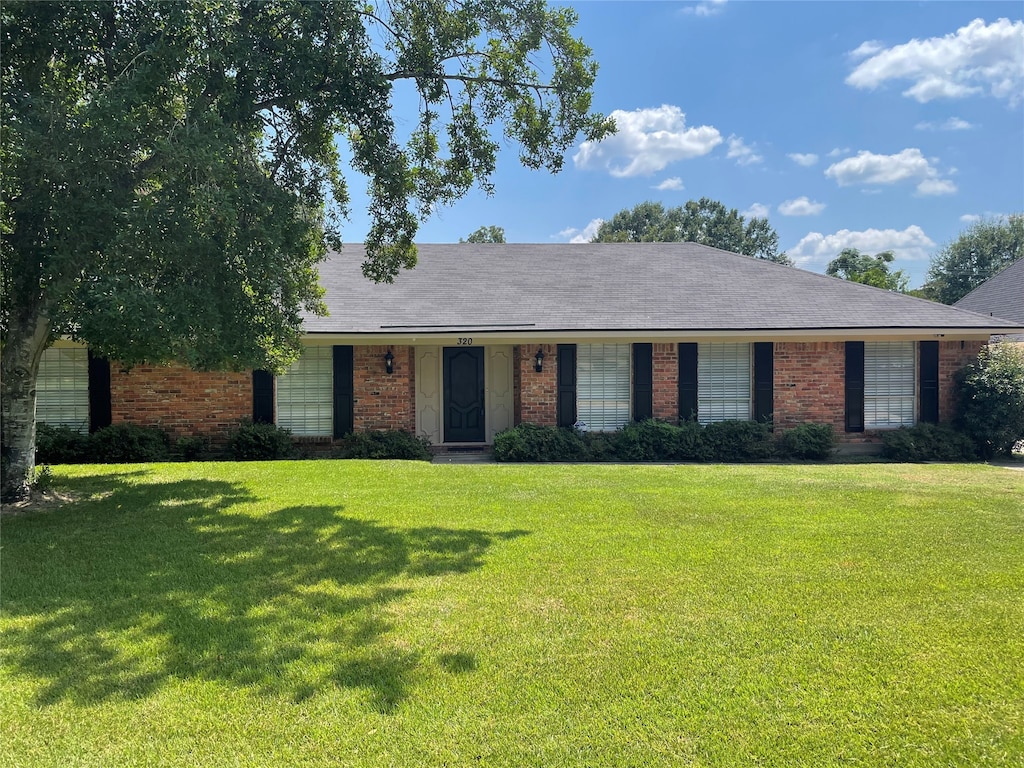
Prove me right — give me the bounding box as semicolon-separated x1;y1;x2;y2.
825;249;909;292
0;0;611;500
954;342;1024;458
590;199;792;264
923;214;1024;304
461;225;506;243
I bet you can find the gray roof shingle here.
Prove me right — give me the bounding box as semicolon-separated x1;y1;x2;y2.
953;257;1024;325
303;243;1022;336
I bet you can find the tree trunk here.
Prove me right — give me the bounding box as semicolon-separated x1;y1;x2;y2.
1;312;51;503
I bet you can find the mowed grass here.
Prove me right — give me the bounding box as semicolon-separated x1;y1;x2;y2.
1;461;1022;767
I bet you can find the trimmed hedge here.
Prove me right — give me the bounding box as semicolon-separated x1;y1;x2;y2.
227;421;295;460
332;430;433;461
881;423;979;462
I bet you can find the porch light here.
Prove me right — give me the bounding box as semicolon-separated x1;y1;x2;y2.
534;348;545;373
384;349;395;374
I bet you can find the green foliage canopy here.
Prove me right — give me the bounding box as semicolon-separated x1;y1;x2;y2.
924;214;1024;304
825;249;909;292
590;199;792;264
955;342;1024;458
461;225;506;243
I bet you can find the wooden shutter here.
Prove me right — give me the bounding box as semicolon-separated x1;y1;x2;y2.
252;370;275;424
633;343;653;422
919;341;939;424
678;343;698;422
556;344;576;428
845;341;865;433
753;342;773;424
333;345;354;439
88;351;112;432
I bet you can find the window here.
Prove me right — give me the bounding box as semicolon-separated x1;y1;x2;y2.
577;343;630;431
864;341;915;428
276;346;333;436
698;343;751;423
36;346;90;432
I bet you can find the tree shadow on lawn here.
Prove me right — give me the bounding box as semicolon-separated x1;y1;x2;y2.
2;473;527;713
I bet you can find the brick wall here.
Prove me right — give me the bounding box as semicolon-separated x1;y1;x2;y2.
517;343;558;425
109;365;251;441
772;342;848;435
939;339;985;422
353;345;415;432
652;343;679;420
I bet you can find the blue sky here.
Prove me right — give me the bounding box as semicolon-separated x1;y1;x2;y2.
343;1;1024;288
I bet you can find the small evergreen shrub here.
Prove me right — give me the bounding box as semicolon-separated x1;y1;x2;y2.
91;424;171;463
777;423;836;460
35;423;94;464
614;419;686;461
174;435;210;461
672;420;710;461
702;420;775;461
227;420;295;460
881;423;979;462
493;423;588;462
954;342;1024;459
30;464;55;493
333;430;433;460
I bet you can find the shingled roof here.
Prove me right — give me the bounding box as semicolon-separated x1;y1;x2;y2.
954;257;1024;326
303;243;1022;338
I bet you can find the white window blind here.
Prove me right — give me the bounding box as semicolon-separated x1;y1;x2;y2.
577;343;631;432
698;343;751;423
277;346;333;436
865;341;915;428
36;347;90;432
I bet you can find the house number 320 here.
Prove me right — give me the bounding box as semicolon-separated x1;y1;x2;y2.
457;337;473;346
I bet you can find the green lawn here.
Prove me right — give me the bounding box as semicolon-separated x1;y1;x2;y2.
2;461;1022;767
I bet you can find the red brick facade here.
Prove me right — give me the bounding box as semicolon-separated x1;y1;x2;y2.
353;345;415;432
652;342;679;421
773;342;847;434
109;365;251;441
939;339;984;423
516;343;558;426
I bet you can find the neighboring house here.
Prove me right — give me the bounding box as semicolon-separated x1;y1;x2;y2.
38;243;1023;446
953;258;1024;342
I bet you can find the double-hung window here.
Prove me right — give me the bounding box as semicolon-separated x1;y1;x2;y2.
864;341;915;428
276;346;333;436
577;343;631;431
36;346;90;432
697;343;751;423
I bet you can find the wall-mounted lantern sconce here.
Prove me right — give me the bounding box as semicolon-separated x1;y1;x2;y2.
384;349;395;374
534;348;545;373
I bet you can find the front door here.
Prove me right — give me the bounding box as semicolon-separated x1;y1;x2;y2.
443;347;485;442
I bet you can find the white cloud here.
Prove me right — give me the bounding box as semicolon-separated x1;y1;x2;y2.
655;177;684;191
846;18;1024;105
915;116;976;131
683;0;727;17
849;40;885;59
824;148;955;194
559;218;604;244
788;152;819;167
960;213;982;223
778;197;826;216
788;225;936;268
827;147;850;158
742;203;770;219
726;135;763;166
574;105;722;177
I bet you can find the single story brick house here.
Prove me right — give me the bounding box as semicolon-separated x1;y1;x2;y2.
38;243;1023;447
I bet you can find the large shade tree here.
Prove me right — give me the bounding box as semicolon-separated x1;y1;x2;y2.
825;249;909;292
590;199;792;265
0;0;612;500
923;214;1024;304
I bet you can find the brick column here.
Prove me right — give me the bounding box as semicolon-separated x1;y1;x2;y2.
354;345;415;432
652;342;679;421
517;342;558;426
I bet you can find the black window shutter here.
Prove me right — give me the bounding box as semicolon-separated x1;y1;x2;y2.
333;345;354;439
632;343;653;422
252;370;275;424
87;351;112;432
753;342;774;423
919;341;939;424
845;341;865;432
678;343;698;422
556;344;576;428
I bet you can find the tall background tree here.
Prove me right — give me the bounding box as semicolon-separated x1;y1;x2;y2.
461;225;506;243
923;214;1024;304
825;249;909;292
590;199;792;265
0;0;612;500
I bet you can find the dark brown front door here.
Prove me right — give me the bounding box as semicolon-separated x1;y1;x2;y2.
443;347;485;442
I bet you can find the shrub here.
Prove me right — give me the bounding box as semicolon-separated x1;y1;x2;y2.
613;419;683;461
777;423;836;460
35;423;94;464
227;420;295;460
954;342;1024;458
702;420;775;462
174;435;210;461
881;423;979;462
493;423;588;462
91;424;171;463
30;464;55;493
333;430;433;461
